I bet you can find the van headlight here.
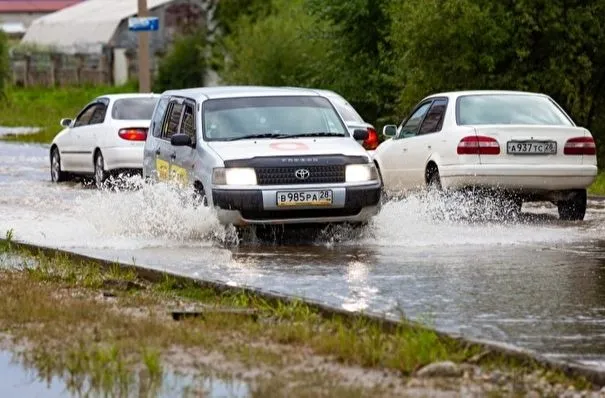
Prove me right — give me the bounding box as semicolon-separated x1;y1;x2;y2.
212;167;257;185
345;164;378;183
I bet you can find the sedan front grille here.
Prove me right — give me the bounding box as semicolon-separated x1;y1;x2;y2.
255;165;345;185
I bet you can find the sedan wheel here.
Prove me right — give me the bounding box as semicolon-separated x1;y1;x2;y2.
50;147;68;182
558;189;587;221
94;152;108;189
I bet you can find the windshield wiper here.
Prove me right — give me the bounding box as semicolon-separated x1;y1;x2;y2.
225;133;290;141
282;132;346;138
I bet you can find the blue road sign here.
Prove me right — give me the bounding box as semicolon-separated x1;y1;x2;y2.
128;17;159;32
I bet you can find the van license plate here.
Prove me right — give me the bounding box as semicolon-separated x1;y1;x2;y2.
276;190;333;206
507;141;557;155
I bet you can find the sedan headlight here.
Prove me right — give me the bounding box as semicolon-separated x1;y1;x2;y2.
345;163;378;183
212;167;257;185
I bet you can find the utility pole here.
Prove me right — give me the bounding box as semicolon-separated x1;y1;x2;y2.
137;0;151;92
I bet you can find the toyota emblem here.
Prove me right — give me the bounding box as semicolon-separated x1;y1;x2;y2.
294;168;310;180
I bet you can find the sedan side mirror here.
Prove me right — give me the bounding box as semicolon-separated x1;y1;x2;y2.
353;129;369;141
60;118;72;128
382;125;397;137
171;133;192;147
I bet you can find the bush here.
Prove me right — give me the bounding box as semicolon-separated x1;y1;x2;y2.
220;0;331;88
0;31;9;98
153;29;207;92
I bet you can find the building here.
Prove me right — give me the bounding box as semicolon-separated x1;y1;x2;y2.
15;0;211;86
0;0;82;38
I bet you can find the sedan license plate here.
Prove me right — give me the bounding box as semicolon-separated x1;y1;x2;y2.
507;141;557;155
276;190;333;207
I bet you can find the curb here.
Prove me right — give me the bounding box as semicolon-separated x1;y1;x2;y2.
589;195;605;202
3;239;605;387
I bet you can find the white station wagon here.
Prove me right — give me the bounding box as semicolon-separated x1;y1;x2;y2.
50;93;160;188
142;86;382;227
372;90;598;220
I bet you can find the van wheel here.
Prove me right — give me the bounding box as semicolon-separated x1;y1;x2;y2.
558;189;587;221
193;183;208;207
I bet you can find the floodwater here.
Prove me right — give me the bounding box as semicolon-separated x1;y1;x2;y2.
1;141;605;369
0;349;249;398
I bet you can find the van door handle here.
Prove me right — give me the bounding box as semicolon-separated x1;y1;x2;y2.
403;148;408;152
155;149;161;155
170;152;176;160
427;145;432;149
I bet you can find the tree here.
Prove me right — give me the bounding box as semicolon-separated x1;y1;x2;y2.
220;0;331;88
306;0;395;124
153;28;207;92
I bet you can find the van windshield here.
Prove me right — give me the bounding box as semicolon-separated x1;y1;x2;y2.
202;96;348;141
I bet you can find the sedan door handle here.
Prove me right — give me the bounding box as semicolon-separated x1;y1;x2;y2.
403;148;408;152
427;145;432;149
170;152;176;160
155;148;161;155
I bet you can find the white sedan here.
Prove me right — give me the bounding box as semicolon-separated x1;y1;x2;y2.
50;93;160;188
372;90;598;220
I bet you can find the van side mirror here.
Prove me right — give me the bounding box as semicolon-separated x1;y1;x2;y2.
353;129;369;141
60;118;72;128
170;133;192;147
382;125;397;137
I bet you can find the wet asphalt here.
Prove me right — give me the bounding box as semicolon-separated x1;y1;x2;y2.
1;140;604;369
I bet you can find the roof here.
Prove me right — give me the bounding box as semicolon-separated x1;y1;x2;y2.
21;0;174;53
426;90;547;99
161;86;325;101
0;1;80;13
0;22;26;35
94;93;161;102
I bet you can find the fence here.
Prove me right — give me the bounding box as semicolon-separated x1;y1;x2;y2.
9;47;158;87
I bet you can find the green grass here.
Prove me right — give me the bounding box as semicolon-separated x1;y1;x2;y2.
0;84;138;143
0;234;595;395
589;172;605;196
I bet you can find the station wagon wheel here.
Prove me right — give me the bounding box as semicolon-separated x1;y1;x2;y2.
50;146;68;182
557;189;587;221
94;151;108;189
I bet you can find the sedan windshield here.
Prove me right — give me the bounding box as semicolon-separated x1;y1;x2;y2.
202;96;348;141
112;98;159;120
457;94;573;126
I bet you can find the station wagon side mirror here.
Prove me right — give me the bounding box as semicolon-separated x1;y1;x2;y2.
353;129;369;141
60;118;72;128
382;125;397;137
170;133;192;147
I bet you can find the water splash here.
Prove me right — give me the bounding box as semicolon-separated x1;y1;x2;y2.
72;175;238;246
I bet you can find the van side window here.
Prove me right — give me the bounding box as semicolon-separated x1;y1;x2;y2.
151;96;169;137
180;102;196;145
162;102;183;140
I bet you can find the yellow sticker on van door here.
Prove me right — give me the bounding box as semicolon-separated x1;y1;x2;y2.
156;159;170;181
169;165;189;186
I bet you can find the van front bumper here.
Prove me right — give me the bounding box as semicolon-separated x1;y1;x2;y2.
211;184;381;226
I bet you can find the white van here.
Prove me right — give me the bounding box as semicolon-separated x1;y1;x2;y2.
142;86;382;226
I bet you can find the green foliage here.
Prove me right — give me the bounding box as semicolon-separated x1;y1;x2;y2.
0;30;8;98
220;0;331;87
153;29;207;92
306;0;395;123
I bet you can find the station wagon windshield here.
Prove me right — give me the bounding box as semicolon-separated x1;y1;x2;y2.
112;98;159;120
202;96;348;141
457;94;573;126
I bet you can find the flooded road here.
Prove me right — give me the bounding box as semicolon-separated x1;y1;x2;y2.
1;141;605;368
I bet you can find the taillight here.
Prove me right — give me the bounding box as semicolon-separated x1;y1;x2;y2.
118;128;147;141
363;127;379;150
457;136;500;155
564;136;596;155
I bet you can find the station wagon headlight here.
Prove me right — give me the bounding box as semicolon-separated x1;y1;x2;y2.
212;167;257;185
345;164;378;183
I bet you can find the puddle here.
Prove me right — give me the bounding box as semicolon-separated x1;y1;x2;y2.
0;349;250;398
